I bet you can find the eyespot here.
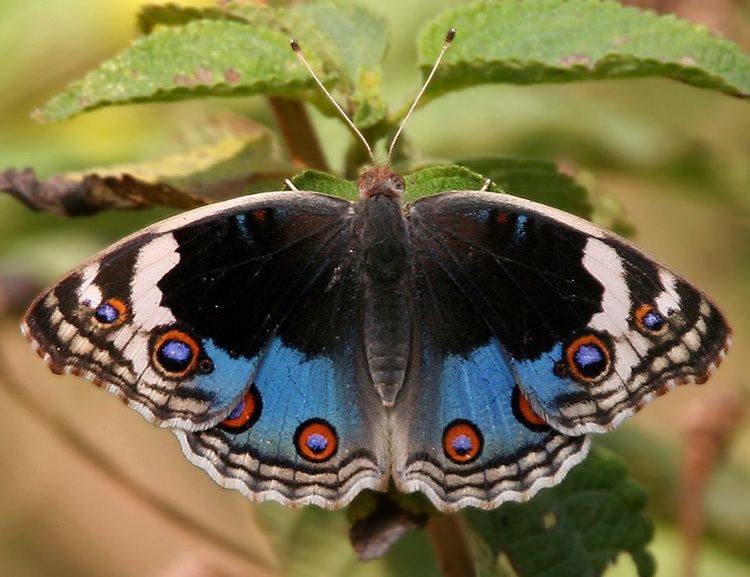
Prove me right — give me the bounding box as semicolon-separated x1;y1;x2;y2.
511;387;549;431
152;329;201;378
294;419;338;462
442;420;483;464
635;304;666;334
219;386;261;433
94;298;128;327
564;334;611;382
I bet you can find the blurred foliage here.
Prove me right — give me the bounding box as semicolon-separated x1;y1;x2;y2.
1;1;750;577
418;0;750;99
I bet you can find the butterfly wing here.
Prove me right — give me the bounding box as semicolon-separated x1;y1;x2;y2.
393;190;730;511
23;191;388;508
392;215;590;511
408;190;730;427
176;224;390;507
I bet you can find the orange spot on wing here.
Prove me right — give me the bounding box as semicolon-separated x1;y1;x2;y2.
442;421;483;464
94;297;128;327
220;388;260;430
152;329;200;378
634;303;666;334
296;420;338;462
517;391;546;426
565;334;610;382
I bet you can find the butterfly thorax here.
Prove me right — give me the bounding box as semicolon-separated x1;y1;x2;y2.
356;165;412;406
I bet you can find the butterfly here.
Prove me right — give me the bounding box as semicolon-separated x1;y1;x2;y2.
21;160;731;511
20;31;731;513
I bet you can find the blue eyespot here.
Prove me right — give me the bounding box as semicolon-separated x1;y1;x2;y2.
451;434;473;456
227;399;246;421
235;214;251;241
574;344;604;368
295;419;338;462
636;304;666;333
306;433;328;454
643;310;664;330
95;303;119;324
565;334;610;381
219;387;261;433
162;339;191;361
94;298;127;326
443;420;483;464
153;330;200;376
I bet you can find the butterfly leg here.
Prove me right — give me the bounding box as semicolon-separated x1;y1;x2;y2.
479;178;492;192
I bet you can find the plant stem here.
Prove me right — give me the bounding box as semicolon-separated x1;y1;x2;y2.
426;515;476;577
268;97;329;172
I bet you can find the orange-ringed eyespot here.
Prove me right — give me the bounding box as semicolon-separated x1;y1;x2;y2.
152;329;200;377
442;420;483;464
565;334;611;382
635;304;666;333
94;298;127;327
512;387;549;431
219;386;261;433
295;419;337;462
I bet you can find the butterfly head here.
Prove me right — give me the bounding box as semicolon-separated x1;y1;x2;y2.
358;165;405;200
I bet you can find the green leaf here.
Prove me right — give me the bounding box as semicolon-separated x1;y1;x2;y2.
137;3;236;34
42;1;388;128
295;0;389;128
418;0;750;101
403;164;489;202
464;449;655;577
34;18;333;122
291;169;359;201
458;157;593;219
64;116;294;199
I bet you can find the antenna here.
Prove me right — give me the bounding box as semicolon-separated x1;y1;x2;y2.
290;39;375;163
387;28;455;162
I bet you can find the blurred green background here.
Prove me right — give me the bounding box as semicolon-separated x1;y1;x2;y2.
0;1;749;576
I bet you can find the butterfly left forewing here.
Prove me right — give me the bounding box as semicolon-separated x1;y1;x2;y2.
404;191;731;438
23;192;357;429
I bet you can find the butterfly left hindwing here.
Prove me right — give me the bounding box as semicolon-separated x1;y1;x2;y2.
23;191;389;509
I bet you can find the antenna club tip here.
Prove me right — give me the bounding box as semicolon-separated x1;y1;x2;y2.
290;39;300;52
446;28;456;43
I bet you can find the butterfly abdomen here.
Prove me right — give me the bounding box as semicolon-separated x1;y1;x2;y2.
358;193;412;407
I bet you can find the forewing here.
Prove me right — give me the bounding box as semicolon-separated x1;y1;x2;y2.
405;191;731;437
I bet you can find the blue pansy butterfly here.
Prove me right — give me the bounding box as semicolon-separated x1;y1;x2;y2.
21;31;731;512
